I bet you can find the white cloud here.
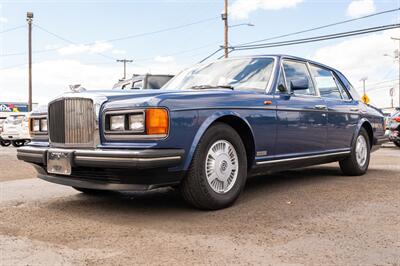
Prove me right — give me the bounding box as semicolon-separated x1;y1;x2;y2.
0;59;182;105
0;17;8;24
311;29;398;108
229;0;303;20
57;41;113;56
346;0;376;18
154;56;175;63
111;49;126;55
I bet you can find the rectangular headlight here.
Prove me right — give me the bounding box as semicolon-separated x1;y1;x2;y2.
110;115;125;131
41;119;48;132
128;114;145;132
32;119;40;132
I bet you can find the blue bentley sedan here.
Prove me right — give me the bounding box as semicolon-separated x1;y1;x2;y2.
18;55;386;210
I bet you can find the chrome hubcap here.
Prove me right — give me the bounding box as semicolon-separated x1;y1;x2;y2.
205;140;238;194
355;135;368;167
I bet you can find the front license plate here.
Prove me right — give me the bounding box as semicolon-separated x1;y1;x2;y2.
47;151;72;175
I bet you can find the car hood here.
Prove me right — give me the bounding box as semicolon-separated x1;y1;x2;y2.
93;89;263;111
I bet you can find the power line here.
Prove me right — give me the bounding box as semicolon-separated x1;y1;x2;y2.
236;8;400;46
0;25;26;34
0;17;219;57
33;24;117;61
232;24;400;50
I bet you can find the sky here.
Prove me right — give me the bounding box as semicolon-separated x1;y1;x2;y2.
0;0;399;108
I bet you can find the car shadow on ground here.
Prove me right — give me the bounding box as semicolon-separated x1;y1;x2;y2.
45;163;370;215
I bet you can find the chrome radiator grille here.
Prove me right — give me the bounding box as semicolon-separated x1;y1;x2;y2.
48;98;95;146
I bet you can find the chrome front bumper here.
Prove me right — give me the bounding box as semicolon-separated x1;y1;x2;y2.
17;146;185;169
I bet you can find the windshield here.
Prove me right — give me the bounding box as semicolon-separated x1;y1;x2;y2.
162;57;275;91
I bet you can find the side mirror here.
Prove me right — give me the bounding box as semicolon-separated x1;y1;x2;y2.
290;77;309;91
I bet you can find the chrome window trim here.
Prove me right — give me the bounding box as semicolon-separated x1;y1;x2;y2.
102;107;170;141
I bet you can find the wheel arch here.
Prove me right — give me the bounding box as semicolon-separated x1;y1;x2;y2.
354;118;374;148
183;111;256;171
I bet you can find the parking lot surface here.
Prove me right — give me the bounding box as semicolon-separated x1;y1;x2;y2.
0;146;399;265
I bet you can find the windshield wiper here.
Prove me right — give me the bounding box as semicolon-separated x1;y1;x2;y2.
188;84;234;90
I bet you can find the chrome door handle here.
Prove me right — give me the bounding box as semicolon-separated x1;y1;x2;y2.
314;105;327;110
350;107;359;112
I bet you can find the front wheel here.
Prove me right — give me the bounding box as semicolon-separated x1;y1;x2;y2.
11;140;25;147
394;140;400;148
180;123;247;210
339;128;370;176
0;140;11;147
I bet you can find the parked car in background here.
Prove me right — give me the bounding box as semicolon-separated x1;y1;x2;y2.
388;110;400;148
0;116;11;147
1;114;31;147
17;55;386;210
112;74;174;90
28;105;49;143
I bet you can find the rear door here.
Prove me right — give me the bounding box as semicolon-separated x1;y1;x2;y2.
274;59;328;157
309;64;359;150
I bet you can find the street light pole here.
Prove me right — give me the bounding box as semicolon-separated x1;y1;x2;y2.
27;12;33;112
360;77;368;103
116;59;133;80
391;37;400;107
222;0;228;58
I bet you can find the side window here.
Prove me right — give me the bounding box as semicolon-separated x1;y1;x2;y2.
283;60;316;96
310;65;342;100
121;82;131;90
334;75;351;100
132;80;144;90
276;67;288;94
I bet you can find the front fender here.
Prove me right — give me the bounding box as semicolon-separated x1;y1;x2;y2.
183;110;255;170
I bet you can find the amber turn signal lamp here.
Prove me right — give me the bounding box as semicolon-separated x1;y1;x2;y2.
146;108;169;135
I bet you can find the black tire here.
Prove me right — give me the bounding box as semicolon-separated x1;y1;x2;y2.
0;140;11;147
394;140;400;148
11;140;25;147
180;123;247;210
339;128;370;176
73;187;108;195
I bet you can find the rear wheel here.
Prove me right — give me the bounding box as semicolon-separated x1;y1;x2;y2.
180;123;247;210
339;128;370;176
0;140;11;147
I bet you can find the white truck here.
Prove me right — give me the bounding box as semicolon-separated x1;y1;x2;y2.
0;113;31;147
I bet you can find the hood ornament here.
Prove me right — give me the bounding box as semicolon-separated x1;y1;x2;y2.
69;84;86;93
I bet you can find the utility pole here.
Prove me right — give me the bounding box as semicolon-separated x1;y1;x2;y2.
116;59;133;80
222;0;228;58
391;37;400;107
360;77;368;103
27;12;33;112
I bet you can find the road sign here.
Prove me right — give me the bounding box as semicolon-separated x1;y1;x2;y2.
362;94;370;104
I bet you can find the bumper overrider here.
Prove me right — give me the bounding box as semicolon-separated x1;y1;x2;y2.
17;146;185;191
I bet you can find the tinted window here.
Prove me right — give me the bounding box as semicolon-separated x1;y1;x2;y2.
335;76;351;100
310;65;342;99
132;80;144;90
148;76;173;90
283;60;316;96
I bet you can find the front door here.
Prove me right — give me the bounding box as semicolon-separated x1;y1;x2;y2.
274;60;328;157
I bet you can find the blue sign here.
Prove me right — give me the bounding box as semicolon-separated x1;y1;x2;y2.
0;103;29;112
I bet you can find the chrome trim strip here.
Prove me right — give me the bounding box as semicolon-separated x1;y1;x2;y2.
256;151;350;165
74;155;181;163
